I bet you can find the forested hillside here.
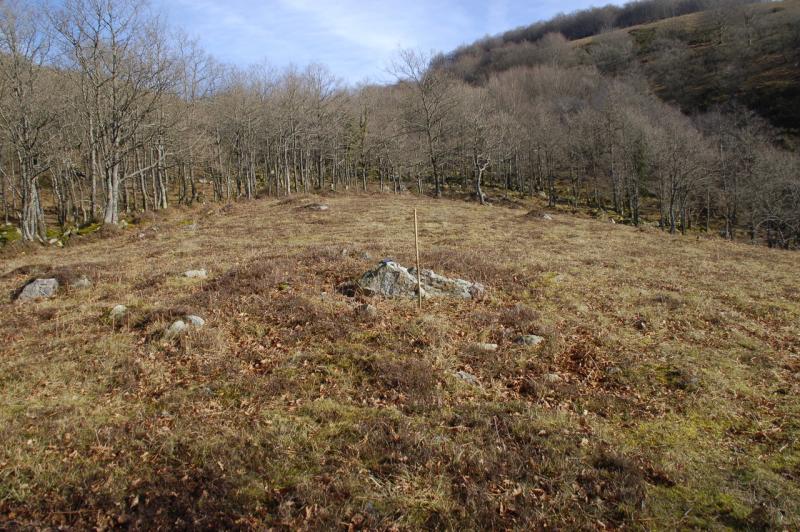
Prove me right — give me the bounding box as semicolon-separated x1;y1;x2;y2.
437;0;800;135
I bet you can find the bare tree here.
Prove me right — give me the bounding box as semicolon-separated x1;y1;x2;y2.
55;0;176;224
391;49;457;197
0;0;55;241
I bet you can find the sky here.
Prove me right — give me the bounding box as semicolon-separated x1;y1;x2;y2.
153;0;610;85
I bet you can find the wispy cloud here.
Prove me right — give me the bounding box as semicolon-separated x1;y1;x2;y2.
155;0;610;84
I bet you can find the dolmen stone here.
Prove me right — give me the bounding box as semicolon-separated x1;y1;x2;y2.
356;260;485;300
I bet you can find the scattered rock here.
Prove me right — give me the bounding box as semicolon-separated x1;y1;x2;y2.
17;278;59;302
515;334;545;347
544;373;562;384
48;238;59;245
356;260;485;300
71;276;92;289
185;315;205;327
165;320;188;340
454;370;480;386
542;213;553;221
109;304;128;320
183;269;207;279
355;303;378;319
304;203;330;211
472;342;499;352
165;315;205;340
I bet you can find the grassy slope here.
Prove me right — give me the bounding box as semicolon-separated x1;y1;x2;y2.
575;0;800;135
1;194;798;529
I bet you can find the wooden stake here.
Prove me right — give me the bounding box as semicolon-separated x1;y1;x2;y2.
414;208;422;310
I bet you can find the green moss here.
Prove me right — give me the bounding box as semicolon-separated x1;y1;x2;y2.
77;222;102;236
0;224;22;244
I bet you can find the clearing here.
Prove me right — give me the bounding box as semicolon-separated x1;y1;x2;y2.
1;194;798;529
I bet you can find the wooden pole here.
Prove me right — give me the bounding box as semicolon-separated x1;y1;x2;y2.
414;208;422;310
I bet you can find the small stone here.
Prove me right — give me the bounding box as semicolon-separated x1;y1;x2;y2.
544;373;562;384
515;334;544;347
473;343;498;352
185;315;205;327
165;320;188;340
355;303;378;319
48;238;58;245
71;276;92;289
17;278;59;301
109;304;128;320
183;269;207;279
454;370;480;386
361;251;372;260
541;214;553;221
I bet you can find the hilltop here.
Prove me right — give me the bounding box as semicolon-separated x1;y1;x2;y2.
2;193;799;529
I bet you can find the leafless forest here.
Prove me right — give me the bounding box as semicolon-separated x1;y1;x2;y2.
0;0;798;249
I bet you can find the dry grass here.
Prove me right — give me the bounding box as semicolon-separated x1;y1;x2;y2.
1;193;799;529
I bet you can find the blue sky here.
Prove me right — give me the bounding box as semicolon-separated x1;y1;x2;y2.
153;0;610;85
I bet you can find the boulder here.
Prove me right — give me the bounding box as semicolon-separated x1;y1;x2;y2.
17;278;59;302
109;304;128;320
515;334;544;347
304;203;330;211
183;269;207;279
356;260;485;300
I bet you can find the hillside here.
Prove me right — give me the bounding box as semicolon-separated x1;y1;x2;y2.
439;0;800;136
2;194;799;529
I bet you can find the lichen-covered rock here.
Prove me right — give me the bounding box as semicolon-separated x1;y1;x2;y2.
185;315;205;327
165;320;187;340
356;260;485;300
454;370;480;386
71;276;92;289
515;334;544;347
17;278;59;301
472;343;498;352
109;304;128;320
183;269;207;279
165;315;205;340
